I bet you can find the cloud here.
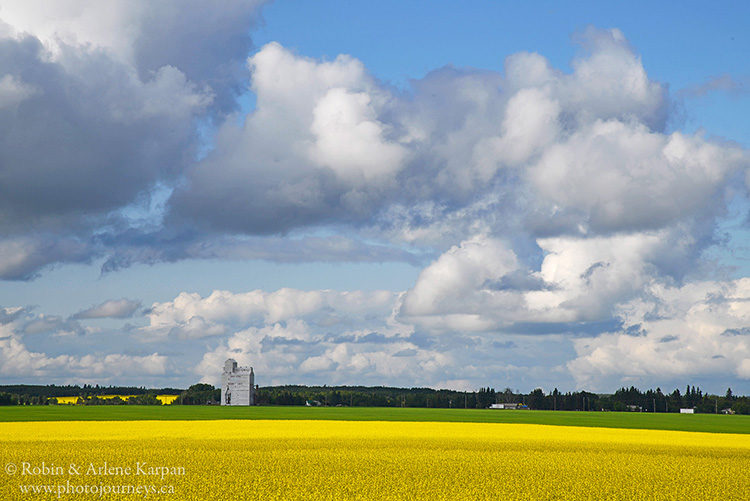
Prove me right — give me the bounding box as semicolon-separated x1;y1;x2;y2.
0;0;267;279
0;306;26;324
399;235;524;332
169;28;745;251
140;288;402;341
97;231;427;274
565;26;667;130
678;74;749;98
0;235;92;281
21;315;82;336
0;33;210;228
1;23;746;283
568;279;750;390
0;0;266;113
0;74;35;108
197;326;452;387
136;287;462;387
2;286;580;390
135;284;577;390
73;299;141;319
526;121;744;234
0;320;168;382
398;230;703;332
169;41;406;234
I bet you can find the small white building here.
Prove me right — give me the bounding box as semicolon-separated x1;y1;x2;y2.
221;359;255;406
490;403;520;410
679;408;695;414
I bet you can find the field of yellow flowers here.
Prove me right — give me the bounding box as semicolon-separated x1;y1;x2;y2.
53;395;179;405
1;419;748;499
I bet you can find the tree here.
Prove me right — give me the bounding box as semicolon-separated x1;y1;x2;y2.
732;400;750;415
528;388;546;410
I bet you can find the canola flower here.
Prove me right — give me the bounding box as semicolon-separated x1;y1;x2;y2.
1;420;747;500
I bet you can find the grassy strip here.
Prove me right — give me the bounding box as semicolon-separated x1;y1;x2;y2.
0;405;747;433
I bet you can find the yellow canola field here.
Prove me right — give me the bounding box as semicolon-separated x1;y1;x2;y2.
1;420;748;500
52;395;178;405
51;397;79;405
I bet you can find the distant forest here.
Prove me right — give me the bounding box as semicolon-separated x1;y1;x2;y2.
1;383;748;414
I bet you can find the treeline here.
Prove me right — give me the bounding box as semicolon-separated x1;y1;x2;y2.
0;384;181;406
172;384;220;405
1;384;749;414
252;385;750;414
527;386;749;414
254;385;502;408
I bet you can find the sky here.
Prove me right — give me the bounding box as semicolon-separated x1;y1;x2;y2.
0;0;749;394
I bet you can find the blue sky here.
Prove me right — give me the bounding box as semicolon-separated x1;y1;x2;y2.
0;1;748;394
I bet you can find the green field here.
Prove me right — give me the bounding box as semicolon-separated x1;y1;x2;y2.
0;406;747;434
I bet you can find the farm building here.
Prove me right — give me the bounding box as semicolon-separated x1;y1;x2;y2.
489;403;521;409
221;359;255;406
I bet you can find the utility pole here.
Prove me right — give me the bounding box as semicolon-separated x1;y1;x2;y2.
653;398;656;413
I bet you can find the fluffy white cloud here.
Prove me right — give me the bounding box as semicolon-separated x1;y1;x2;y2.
170;27;746;253
563;27;667;129
399;230;694;331
297;341;452;380
525;232;670;322
475;87;560;170
309;87;407;183
141;288;401;341
569;279;750;390
400;235;524;331
528;121;744;233
170;42;408;233
198;327;451;387
138;287;461;387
